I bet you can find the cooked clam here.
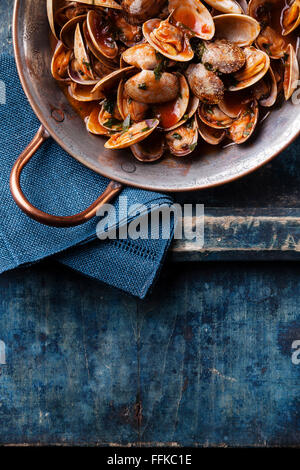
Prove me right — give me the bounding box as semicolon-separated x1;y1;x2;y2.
160;94;200;131
282;0;300;36
213;14;261;47
154;73;190;129
252;66;278;107
48;0;298;160
121;0;166;25
104;119;160;149
85;105;110;136
124;70;180;104
283;43;300;100
247;0;275;23
131;131;165;162
109;10;143;47
197;117;226;145
55;1;90;29
67;0;122;9
256;26;288;59
117;80;149;121
229;46;270;91
143;18;194;61
47;0;65;39
169;0;215;40
92;66;136;95
219;90;251;118
203;0;243;14
60;14;86;49
86;10;118;60
166;116;198;157
186;63;225;104
122;44;163;70
228;100;259;144
198;103;235;128
201;39;246;74
51;41;72;81
68;82;104;101
82;21;119;71
98;100;124;132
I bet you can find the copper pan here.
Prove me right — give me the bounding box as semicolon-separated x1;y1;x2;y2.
12;0;300;227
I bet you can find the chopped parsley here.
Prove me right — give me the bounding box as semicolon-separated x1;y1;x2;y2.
172;133;183;140
154;53;168;81
102;99;115;115
122;114;131;132
103;117;122;129
189;143;197;152
138;83;147;90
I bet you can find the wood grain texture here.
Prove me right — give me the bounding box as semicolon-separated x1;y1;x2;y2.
1;1;300;448
0;262;299;446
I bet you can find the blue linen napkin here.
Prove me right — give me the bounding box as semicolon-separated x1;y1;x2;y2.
0;54;174;298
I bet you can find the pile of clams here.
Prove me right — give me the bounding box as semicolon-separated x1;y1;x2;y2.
48;0;300;161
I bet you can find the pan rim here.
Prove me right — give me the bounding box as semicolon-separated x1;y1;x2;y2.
13;0;300;193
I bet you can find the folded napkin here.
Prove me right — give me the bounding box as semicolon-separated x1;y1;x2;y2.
0;55;174;298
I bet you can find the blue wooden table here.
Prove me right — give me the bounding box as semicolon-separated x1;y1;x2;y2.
0;1;300;447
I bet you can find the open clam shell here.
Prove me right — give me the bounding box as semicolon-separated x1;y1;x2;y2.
169;0;215;40
256;26;288;59
86;10;118;60
60;14;86;49
108;10;143;48
218;90;251;118
283;43;300;100
122;0;166;25
143;18;194;62
117;80;149;122
98;101;123;132
197;116;226;145
122;44;162;70
229;46;270;91
104;119;160;149
161;94;199;132
82;21;118;72
198;103;235;129
186;63;225;104
68;82;104;101
124;70;180;104
85;105;110;135
51;41;72;81
91;66;136;95
47;0;65;39
202;0;242;14
166;116;198;157
282;0;300;36
228;100;259;144
252;66;278;107
73;22;95;80
154;73;190;130
131;131;165;162
213;14;260;47
66;0;122;9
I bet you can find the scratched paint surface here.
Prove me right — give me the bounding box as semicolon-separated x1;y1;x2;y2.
1;0;300;447
0;262;300;446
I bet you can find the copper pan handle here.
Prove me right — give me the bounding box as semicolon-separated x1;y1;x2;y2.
10;125;123;228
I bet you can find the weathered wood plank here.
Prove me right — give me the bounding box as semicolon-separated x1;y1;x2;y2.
0;262;300;446
171;209;300;261
0;264;140;445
